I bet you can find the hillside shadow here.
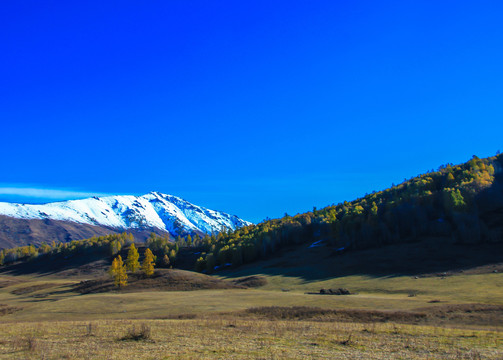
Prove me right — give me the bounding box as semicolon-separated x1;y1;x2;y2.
0;248;113;277
5;237;502;281
217;239;503;282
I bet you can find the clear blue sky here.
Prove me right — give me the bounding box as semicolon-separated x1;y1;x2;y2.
1;1;502;223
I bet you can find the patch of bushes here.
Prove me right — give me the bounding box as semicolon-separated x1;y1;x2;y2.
119;324;152;341
318;288;351;295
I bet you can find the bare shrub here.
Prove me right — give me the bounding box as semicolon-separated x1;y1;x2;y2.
86;322;96;336
14;334;38;352
340;333;353;346
26;334;37;352
120;323;152;341
176;313;197;320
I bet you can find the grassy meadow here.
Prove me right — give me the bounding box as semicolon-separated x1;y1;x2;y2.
0;265;502;359
1;317;502;359
0;240;502;358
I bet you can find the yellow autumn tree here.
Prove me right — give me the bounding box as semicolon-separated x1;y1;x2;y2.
370;202;378;216
126;243;140;272
162;254;170;267
110;255;128;288
169;249;177;263
142;248;155;277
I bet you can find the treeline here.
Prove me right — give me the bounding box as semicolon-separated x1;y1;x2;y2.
194;154;503;272
0;232;134;266
2;154;501;273
0;231;192;267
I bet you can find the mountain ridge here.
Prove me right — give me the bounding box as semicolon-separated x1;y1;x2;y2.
0;192;251;249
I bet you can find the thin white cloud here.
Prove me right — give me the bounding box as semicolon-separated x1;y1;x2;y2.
0;186;110;201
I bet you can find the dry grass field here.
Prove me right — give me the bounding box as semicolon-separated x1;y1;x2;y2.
0;240;502;359
0;317;502;359
0;269;502;359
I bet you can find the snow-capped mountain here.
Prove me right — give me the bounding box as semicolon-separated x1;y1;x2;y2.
0;192;251;236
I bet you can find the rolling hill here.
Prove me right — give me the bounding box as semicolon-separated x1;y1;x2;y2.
193;153;503;272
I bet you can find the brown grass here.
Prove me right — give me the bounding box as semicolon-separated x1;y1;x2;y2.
243;306;428;323
0;255;502;358
242;304;503;329
0;304;22;316
73;269;243;294
0;318;501;359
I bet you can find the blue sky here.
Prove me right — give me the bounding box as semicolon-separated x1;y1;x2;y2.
1;1;502;223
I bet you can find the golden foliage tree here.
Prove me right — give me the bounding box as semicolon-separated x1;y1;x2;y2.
370;202;378;217
169;249;177;263
162;254;170;267
110;255;128;288
126;243;140;272
109;240;122;256
142;248;155;277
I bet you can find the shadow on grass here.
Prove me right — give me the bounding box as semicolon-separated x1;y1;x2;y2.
217;240;503;282
2;237;503;284
0;248;112;277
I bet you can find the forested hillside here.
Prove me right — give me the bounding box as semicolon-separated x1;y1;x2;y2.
194;154;503;272
2;154;502;274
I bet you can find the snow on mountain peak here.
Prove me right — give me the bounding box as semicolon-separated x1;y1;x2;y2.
0;193;252;236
